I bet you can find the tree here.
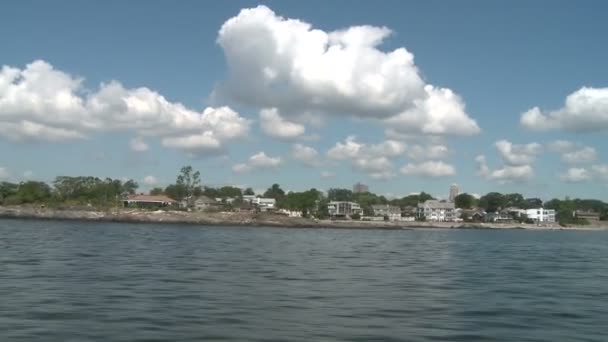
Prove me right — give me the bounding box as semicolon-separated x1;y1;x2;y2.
121;179;139;195
504;193;525;208
219;186;243;199
0;182;18;204
176;165;201;198
479;192;506;212
327;188;353;202
523;197;543;209
454;193;475;209
243;188;255;196
150;187;164;195
16;181;52;203
390;192;434;207
164;184;187;201
263;184;285;200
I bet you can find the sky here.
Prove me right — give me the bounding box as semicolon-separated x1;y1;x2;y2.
1;0;608;200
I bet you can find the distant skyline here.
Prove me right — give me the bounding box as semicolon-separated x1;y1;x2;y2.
1;0;608;200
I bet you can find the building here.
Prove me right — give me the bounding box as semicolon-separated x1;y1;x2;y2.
328;201;362;218
252;197;276;211
525;208;556;223
575;210;601;224
242;195;257;203
371;204;401;221
449;184;459;202
192;196;222;211
123;194;177;209
353;182;369;194
417;200;456;222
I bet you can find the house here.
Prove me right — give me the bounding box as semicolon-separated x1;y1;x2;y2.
242;195;276;211
401;205;417;219
328;201;362;218
192;196;223;211
123;194;177;209
234;201;255;213
252;197;276;211
525;208;556;223
575;210;601;223
243;195;257;203
371;204;401;221
485;211;514;223
417;200;456;222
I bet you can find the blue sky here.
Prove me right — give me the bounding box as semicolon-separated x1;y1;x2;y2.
1;0;608;200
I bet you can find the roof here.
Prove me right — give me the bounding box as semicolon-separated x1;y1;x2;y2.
418;200;455;209
371;204;400;210
125;194;176;203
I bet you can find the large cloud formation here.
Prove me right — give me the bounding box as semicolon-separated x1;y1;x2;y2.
476;140;542;183
216;5;480;136
0;60;250;153
521;87;608;132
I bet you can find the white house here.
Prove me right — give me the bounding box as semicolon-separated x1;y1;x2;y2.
328;201;362;218
417;200;456;222
252;197;276;211
371;204;401;221
525;208;556;223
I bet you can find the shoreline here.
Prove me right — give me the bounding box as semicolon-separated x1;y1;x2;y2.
1;206;606;231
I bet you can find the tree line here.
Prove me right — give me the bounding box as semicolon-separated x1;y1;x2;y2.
2;165;607;223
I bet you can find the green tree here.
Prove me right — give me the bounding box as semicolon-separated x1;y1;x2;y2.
176;165;201;198
164;184;187;201
327;188;353;202
219;186;243;199
244;187;255;196
150;187;164;195
454;193;475;209
121;179;139;195
479;192;506;212
263;184;285;200
16;181;52;203
504;193;525;208
0;182;18;204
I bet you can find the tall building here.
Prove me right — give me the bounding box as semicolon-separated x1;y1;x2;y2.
449;184;459;202
353;182;369;194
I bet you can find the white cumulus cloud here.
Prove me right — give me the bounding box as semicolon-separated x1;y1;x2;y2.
521;87;608;132
130;137;149;152
561;147;597;164
0;60;250;154
476;154;534;183
232;152;282;173
215;5;480;136
259;108;306;140
495;140;542;166
142;175;159;186
291;144;319;166
400;161;455;178
559;168;591;183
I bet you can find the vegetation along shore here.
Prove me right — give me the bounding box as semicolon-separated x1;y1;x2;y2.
1;165;607;230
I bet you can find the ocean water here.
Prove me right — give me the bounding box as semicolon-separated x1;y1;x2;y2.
1;219;607;341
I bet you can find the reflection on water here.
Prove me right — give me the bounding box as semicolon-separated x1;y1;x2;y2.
1;219;608;341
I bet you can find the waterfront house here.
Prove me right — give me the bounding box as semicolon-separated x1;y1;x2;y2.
123;194;177;209
328;201;362;219
252;197;276;211
371;204;401;221
417;200;456;222
192;196;222;211
575;210;601;224
525;208;556;223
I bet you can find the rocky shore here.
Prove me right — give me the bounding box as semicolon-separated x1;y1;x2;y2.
1;206;606;230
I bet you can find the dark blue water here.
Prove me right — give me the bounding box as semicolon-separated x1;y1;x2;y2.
1;219;608;341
